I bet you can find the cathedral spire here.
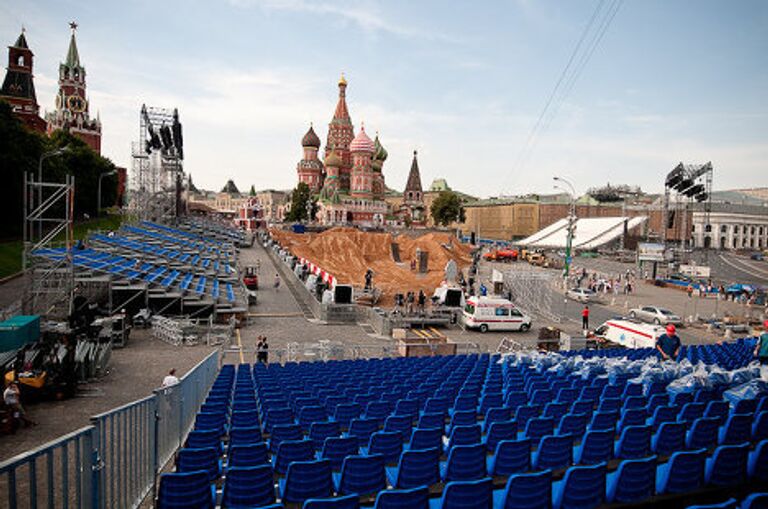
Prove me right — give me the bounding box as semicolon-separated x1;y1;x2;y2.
405;150;423;196
65;22;80;68
333;73;351;122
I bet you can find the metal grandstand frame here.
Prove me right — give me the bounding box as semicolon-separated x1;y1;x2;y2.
503;268;561;323
22;172;75;317
129;104;184;222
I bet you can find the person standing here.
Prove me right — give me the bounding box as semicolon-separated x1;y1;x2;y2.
754;320;768;365
273;273;281;291
257;336;269;364
162;368;179;387
4;381;35;428
656;324;682;361
417;290;426;315
581;305;590;331
406;291;415;315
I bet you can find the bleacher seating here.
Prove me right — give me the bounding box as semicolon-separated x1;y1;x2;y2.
157;346;768;509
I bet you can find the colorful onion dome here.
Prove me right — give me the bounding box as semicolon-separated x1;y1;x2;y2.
324;150;343;167
301;124;321;148
373;133;388;162
350;125;375;153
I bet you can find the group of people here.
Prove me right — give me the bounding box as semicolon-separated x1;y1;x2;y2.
392;290;428;316
654;320;768;365
576;267;635;295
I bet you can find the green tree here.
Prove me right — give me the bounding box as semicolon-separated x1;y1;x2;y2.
249;185;256;196
286;182;316;222
430;191;466;226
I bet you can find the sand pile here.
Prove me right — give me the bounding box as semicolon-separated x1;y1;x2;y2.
270;227;472;305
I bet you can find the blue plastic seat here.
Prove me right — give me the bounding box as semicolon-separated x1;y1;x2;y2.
335;453;387;496
741;493;768;509
615;425;651;459
228;443;269;468
269;423;303;453
424;396;451;415
442;443;487;482
647;405;678;429
231;409;260;428
557;413;587;437
279;459;333;504
522;417;554;447
652;421;686;457
754;411;768;441
488;439;531;477
686;417;719;450
176;447;221;482
194;411;227;436
589;410;618;432
552;463;606;509
347;418;379;442
484;420;517;453
384;415;414;439
299;406;329;431
447;424;482;449
157;470;215;509
303;494;360;509
429;477;493;509
571;400;595;418
419;412;447;434
647;393;670;412
533;434;573;471
734;398;758;414
574;429;613;465
678;402;706;424
656;448;706;494
319;436;359;471
387;447;441;489
448;410;477;434
407;427;443;453
396;398;420;418
334;403;362;430
618;408;647;432
556;388;579;405
606;456;657;503
492;470;552;509
221;465;275;508
505;391;528;409
543;403;569;422
185;429;222;455
366;401;393;424
598;398;621;413
479;393;503;416
748;439;768;481
672;392;693;407
273;439;315;475
483;407;512;433
515;405;542;430
719;413;752;445
684;499;737;509
705;443;749;487
363;431;403;464
373;486;429;509
704;400;730;426
309;421;341;450
266;407;295;432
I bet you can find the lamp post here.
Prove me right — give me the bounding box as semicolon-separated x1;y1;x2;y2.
98;170;117;217
553;176;577;287
36;146;69;239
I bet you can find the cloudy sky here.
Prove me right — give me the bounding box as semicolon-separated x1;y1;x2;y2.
1;0;766;198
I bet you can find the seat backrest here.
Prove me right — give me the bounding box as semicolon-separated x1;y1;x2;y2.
157;470;214;509
231;409;260;428
448;424;482;449
176;447;219;481
282;459;333;503
334;403;362;428
571;400;595;417
704;400;730;425
652;421;685;457
557;413;587;437
425;396;450;414
734;398;757;415
707;443;749;487
749;439;768;481
490;439;531;477
523;417;554;446
221;465;275;508
500;470;551;509
678;402;705;423
373;486;429;509
486;420;517;453
367;431;403;464
338;454;387;496
228;443;269;468
672;392;693;406
274;439;315;475
320;436;359;471
484;407;512;432
303;494;361;509
650;405;678;428
590;410;619;432
186;429;221;452
557;463;606;509
753;411;768;442
309;421;341;449
556;388;579;404
622;396;647;410
418;412;446;433
229;425;262;446
450;410;477;429
575;429;613;465
395;398;420;417
444;444;487;483
394;447;441;489
534;434;573;471
742;493;768;509
384;415;413;436
607;456;656;504
615;425;651;459
659;449;706;494
598;397;621;412
269;423;303;453
348;418;379;441
505;390;528;409
439;477;493;509
687;417;719;450
543;402;568;421
618;408;647;431
720;413;753;445
409;427;443;452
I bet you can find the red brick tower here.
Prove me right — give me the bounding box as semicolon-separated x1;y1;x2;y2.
297;124;324;192
326;74;354;193
349;125;375;198
46;22;102;153
0;29;46;132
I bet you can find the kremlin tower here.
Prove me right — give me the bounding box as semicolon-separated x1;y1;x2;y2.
0;29;46;132
295;75;388;226
45;23;102;153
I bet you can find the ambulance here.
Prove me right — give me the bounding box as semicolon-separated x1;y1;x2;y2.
593;319;664;349
462;296;532;333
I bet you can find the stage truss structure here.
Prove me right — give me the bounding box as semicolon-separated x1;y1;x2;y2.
662;162;713;250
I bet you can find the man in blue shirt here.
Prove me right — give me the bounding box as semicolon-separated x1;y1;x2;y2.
656;324;681;361
754;319;768;365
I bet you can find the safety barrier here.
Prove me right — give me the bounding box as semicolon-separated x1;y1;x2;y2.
0;349;220;509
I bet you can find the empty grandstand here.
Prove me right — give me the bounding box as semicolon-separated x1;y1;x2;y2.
518;216;647;250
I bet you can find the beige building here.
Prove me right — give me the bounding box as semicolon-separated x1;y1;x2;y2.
462;199;540;239
254;189;290;223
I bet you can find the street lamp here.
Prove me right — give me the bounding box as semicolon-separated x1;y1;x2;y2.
553;176;577;286
98;170;117;217
36;146;69;239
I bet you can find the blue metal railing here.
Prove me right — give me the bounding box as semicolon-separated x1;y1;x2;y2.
0;350;220;509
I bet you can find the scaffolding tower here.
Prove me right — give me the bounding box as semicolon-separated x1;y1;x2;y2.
129;104;184;222
662;162;713;251
22;172;75;318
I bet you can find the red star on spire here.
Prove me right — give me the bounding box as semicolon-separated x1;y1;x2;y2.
69;21;78;31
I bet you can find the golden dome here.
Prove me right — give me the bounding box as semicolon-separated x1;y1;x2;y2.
338;73;347;87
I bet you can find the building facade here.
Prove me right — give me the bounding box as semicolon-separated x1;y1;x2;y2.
295;76;389;226
691;203;768;250
45;23;102;153
0;29;46;132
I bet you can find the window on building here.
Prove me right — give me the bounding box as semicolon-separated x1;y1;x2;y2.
751;226;756;235
704;224;712;232
734;225;739;233
720;225;727;233
16;55;24;66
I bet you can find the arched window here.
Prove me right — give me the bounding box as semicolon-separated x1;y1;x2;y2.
704;224;712;232
16;55;25;66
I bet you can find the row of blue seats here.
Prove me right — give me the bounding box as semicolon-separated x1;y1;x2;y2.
123;225;221;255
159;439;768;508
176;219;244;242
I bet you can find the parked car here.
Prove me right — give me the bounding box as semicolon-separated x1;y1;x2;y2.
751;252;764;261
566;288;598;303
462;296;532;333
628;305;682;325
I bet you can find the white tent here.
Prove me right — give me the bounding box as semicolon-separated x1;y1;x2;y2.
518;216;647;250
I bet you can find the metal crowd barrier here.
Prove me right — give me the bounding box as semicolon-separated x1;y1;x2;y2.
0;349;220;509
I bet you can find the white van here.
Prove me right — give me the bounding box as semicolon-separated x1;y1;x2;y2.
593;319;664;349
462;296;532;333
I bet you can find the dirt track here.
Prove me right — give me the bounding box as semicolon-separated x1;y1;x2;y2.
270;228;472;305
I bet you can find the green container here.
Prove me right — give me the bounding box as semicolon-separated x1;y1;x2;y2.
0;315;40;352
